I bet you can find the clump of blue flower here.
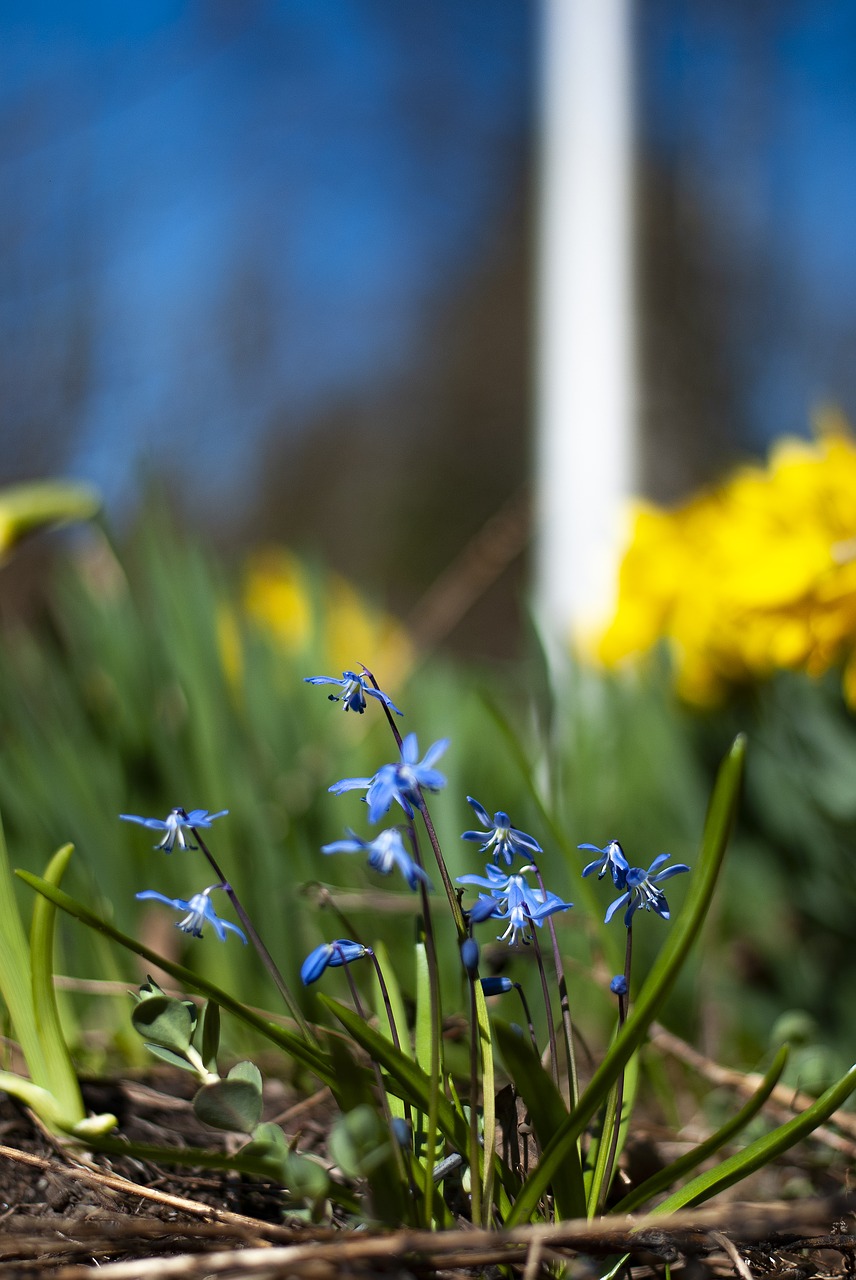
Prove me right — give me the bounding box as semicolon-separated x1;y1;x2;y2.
461;798;543;866
300;939;369;985
604;854;690;927
120;808;228;853
458;863;572;946
136;886;246;943
322;827;430;892
329;733;448;823
578;840;629;886
304;670;402;716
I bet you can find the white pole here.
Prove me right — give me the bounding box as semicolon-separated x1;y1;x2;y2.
535;0;636;655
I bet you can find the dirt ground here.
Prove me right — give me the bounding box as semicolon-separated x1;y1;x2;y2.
0;1072;855;1280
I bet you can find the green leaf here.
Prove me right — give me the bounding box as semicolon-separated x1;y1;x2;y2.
506;734;746;1226
493;1020;585;1220
131;994;196;1056
194;1072;263;1134
29;843;86;1125
226;1060;263;1089
473;979;497;1223
284;1150;333;1205
142;1043;198;1072
0;480;100;559
613;1044;789;1214
651;1060;856;1214
0;814;47;1087
239;1121;291;1182
328;1103;389;1179
195;1000;221;1073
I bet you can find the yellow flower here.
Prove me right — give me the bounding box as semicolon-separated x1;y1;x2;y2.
236;546;411;689
595;419;856;706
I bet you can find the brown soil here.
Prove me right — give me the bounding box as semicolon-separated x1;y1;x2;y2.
0;1074;854;1280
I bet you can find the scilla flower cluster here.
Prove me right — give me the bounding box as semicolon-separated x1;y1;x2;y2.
116;661;703;1231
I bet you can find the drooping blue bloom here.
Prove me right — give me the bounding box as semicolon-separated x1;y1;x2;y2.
480;975;513;996
120;808;228;853
610;974;628;996
304;670;403;716
322;827;431;891
460;937;480;977
329;733;448;823
458;864;572;946
136;887;246;943
578;840;629;888
604;854;691;928
300;939;369;985
461;797;542;866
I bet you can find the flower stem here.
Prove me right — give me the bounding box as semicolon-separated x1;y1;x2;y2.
534;864;577;1109
531;929;560;1090
407;822;444;1228
512;982;541;1057
190;824;315;1043
466;971;483;1226
597;924;633;1214
362;665;465;937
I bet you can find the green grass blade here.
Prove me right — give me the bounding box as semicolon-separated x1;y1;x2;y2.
474;980;497;1222
17;871;333;1084
0;814;48;1086
586;1042;640;1217
650;1061;856;1214
614;1044;789;1214
493;1020;585;1220
414;938;432;1077
29;844;85;1124
506;734;745;1225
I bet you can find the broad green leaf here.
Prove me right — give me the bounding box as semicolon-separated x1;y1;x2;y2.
493;1020;584;1220
614;1044;789;1214
506;735;745;1225
195;1000;221;1073
328;1103;389;1178
132;994;196;1056
227;1060;263;1089
651;1061;856;1214
194;1075;263;1134
143;1043;198;1072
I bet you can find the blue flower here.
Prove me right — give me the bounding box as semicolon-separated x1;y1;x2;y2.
610;974;628;996
300;939;369;985
458;865;572;946
322;827;431;891
304;670;403;716
329;733;448;823
604;854;691;927
480;976;513;996
120;808;228;853
461;797;542;866
136;887;247;943
460;937;480;977
578;840;629;888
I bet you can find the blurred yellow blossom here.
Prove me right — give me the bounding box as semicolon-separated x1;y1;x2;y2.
239;547;411;687
596;416;856;706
